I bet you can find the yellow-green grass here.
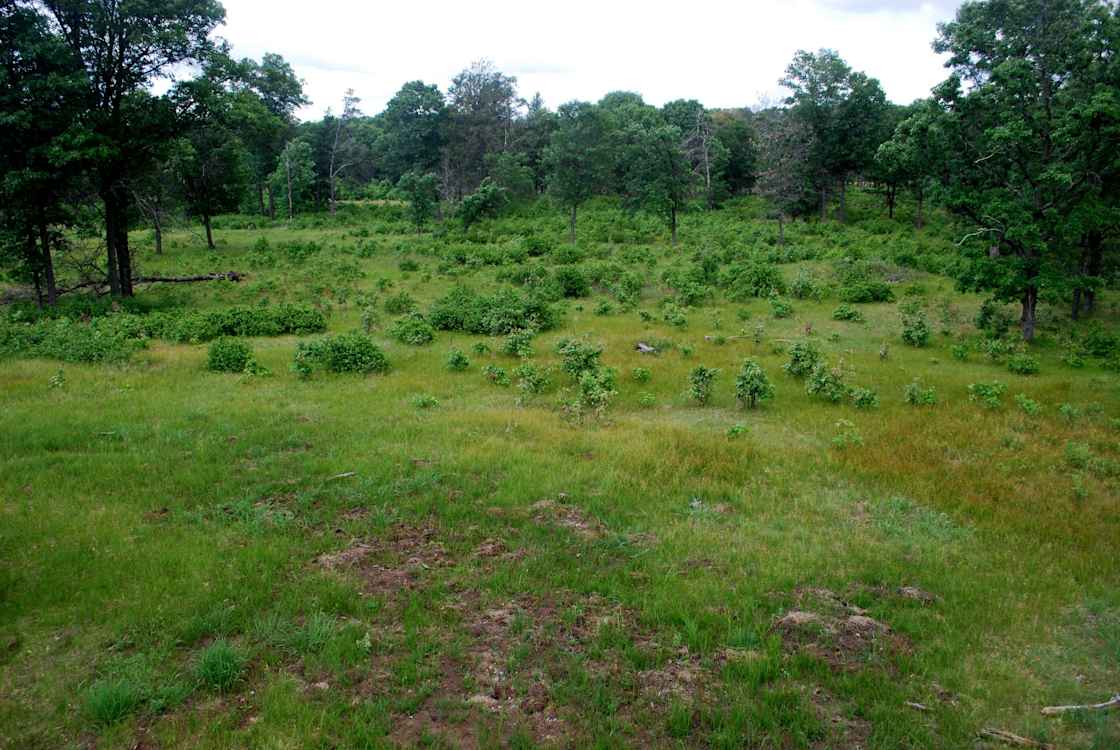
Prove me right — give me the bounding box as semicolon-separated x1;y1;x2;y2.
1;198;1118;748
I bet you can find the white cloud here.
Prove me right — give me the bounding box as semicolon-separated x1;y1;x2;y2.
216;0;961;120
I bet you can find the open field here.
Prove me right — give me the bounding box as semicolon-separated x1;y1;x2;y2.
1;195;1118;749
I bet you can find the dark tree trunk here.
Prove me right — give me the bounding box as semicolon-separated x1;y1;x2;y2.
1072;287;1082;321
569;205;577;244
102;183;132;297
153;217;162;255
670;205;678;246
1083;230;1103;316
203;213;215;250
887;185;896;219
257;181;266;215
777;216;785;246
38;217;57;305
267;184;276;219
915;188;925;230
838;176;848;224
819;183;828;221
1020;287;1038;341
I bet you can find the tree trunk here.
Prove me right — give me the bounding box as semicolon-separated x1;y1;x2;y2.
286;156;294;221
257;181;266;215
777;216;785;246
267;183;276;219
887;185;896;219
1020;287;1038;341
819;183;828;221
915;187;925;230
1083;230;1103;316
102;183;132;297
203;213;215;250
1072;287;1082;321
569;205;577;244
670;206;678;247
38;217;58;305
838;176;847;224
153;212;163;255
27;231;43;308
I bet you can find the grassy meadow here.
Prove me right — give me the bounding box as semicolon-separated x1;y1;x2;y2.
1;193;1118;749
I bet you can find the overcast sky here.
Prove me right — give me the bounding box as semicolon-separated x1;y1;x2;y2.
215;0;963;121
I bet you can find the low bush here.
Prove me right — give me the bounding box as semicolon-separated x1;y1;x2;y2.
207;338;252;373
446;348;470;371
784;340;821;378
389;313;436;345
832;304;864;322
807;361;848;403
735;359;773;409
1007;353;1040;375
967;381;1007;409
904;380;937;406
293;333;390;377
687;365;720;405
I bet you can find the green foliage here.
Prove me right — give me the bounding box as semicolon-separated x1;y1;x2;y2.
832;304;864;322
1007;353;1040;376
807;361;848;403
631;367;651;384
554;266;590;298
411;394;439;409
769;296;793;319
573;366;618;416
687;365;720;405
1059;403;1082;423
783;340;821;378
967;381;1007;409
459;179;508;229
1014;394;1042;416
789;269;824;300
446;348;470;371
384;291;417;315
483;364;510;386
735;359;774;409
84;678;143;726
206;338;253;373
661;302;688;328
901;311;931;347
397;171;440;231
723;260;786;300
849;386;879;409
556;338;603;378
294;333;390;376
196;640;245;692
389;313;436;345
514;363;552;395
904;380;937;406
831;419;863;449
428;286;559;336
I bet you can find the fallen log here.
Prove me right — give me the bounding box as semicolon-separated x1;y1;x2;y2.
1041;693;1119;716
134;272;243;284
978;728;1054;749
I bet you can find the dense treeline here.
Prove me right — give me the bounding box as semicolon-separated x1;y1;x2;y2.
1;0;1119;339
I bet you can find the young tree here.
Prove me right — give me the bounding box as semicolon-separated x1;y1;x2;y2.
544;101;609;241
932;0;1120;340
397;171;440;232
754;108;815;245
38;0;225;296
379;80;446;182
874;102;946;227
270;139;315;220
442;60;520;199
327;89;363;214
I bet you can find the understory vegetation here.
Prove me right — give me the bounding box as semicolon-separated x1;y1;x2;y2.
1;192;1118;749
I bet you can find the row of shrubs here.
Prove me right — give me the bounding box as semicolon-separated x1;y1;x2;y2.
0;304;326;363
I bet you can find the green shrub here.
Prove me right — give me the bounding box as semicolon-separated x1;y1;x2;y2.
389;313;436;345
472;342;492;356
735;359;774;409
446;348;470;371
904;380;937;406
783;340;821;378
196;640;245;692
807;361;848;403
384;291;417;315
294;333;390;376
661;302;688;328
502;328;535;358
849;386;879;409
769;296;793;319
1007;353;1040;375
975;299;1015;338
838;281;894;303
1058;403;1081;422
1014;393;1042;415
207;338;253;373
428;286;558;336
514;363;552;395
638;392;656;408
687;365;720;405
951;344;969;361
554;266;590;298
901;312;931;347
556;338;603;377
789;269;824;300
723;260;786;300
483;364;510;386
832;304;864;322
967;381;1007;409
631;367;651;384
411;394;439;409
571;367;618;417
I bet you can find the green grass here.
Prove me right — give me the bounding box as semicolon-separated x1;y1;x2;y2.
1;193;1118;748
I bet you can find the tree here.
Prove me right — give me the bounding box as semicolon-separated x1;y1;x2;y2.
754;108;816;245
0;2;86;305
270;138;315;220
874;101;947;227
443;60;520;199
237;53;307;217
932;0;1120;340
397;171;440;232
712;111;758;196
664;100;731;207
544;101;609;241
379;80;446;182
37;0;225;296
781;49;889;222
735;359;774;409
327;89;363;214
624;124;697;246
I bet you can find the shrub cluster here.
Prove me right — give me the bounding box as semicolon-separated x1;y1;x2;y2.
293;333;390;377
428;286;559;336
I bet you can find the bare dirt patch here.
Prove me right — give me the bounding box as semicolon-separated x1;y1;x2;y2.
530;498;605;539
774;587;910;671
314;522;450;596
